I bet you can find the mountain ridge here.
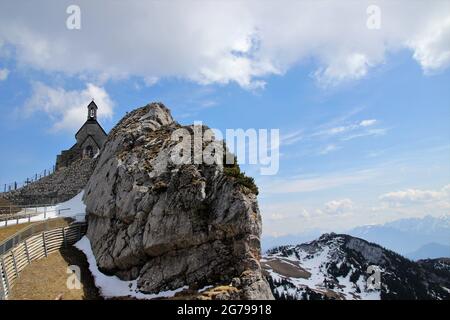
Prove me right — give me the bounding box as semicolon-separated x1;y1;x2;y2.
262;215;450;259
407;243;450;261
263;233;450;300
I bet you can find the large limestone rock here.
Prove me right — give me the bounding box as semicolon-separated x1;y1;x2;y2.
84;102;273;299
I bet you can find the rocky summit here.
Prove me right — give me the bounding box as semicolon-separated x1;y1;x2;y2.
83;102;273;299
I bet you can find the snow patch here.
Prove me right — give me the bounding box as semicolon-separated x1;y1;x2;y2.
265;238;381;300
74;236;188;299
0;190;86;228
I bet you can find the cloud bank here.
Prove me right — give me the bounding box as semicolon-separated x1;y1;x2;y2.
324;198;354;215
0;68;8;81
0;0;449;88
24;82;114;132
380;185;450;207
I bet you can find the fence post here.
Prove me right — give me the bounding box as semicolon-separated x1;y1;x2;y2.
24;240;31;264
11;252;18;278
62;228;67;248
42;232;48;257
0;257;10;296
44;207;47;219
28;214;31;223
0;265;5;300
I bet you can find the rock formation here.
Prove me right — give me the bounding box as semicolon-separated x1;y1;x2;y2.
83;102;273;299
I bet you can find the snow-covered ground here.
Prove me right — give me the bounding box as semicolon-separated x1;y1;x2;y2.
75;236;188;299
264;237;381;300
1;191;189;299
0;191;86;228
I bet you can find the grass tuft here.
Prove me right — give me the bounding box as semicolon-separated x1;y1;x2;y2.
223;154;258;195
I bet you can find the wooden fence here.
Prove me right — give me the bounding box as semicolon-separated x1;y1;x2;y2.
0;208;71;229
0;222;87;299
0;203;58;217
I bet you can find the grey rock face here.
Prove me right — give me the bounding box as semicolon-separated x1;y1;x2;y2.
345;237;385;265
84;102;273;299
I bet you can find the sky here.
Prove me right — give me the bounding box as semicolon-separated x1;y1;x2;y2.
0;0;449;237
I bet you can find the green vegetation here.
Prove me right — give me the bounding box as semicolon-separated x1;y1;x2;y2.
223;153;259;195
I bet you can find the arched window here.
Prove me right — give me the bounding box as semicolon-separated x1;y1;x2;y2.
85;146;94;158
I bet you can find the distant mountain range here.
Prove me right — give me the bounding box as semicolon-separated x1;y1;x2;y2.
263;233;450;300
407;243;450;261
262;230;322;252
348;215;450;259
262;215;450;260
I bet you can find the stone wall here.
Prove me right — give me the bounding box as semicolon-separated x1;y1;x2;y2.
56;144;82;171
0;158;97;206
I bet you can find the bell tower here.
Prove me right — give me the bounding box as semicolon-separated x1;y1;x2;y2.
87;100;98;120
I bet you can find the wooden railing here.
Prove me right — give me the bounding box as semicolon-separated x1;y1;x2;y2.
0;203;58;217
0;221;87;299
0;207;71;229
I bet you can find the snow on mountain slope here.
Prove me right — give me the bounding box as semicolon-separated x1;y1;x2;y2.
263;233;450;300
385;215;450;234
348;215;450;256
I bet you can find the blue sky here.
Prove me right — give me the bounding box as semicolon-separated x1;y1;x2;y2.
0;0;449;236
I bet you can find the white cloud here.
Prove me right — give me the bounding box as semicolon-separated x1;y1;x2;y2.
318;144;340;155
279;116;385;159
0;68;9;81
261;202;312;221
281;129;304;146
143;76;158;87
340;127;388;141
260;165;450;235
262;169;377;194
314;53;372;86
314;118;380;138
360;119;377;127
309;119;388;142
324;198;354;215
0;1;449;88
380;185;450;207
24;82;114;132
408;17;450;72
281;116;379;148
